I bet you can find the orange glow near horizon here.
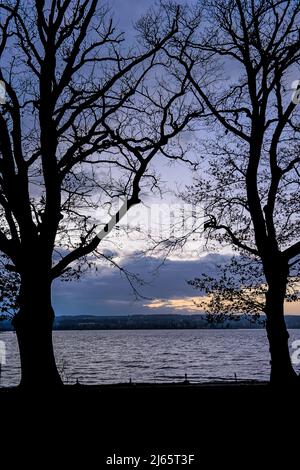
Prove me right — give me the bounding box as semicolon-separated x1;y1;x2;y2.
144;296;300;315
145;297;202;312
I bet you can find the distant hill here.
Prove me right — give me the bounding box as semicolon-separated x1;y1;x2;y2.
2;314;300;331
54;314;300;330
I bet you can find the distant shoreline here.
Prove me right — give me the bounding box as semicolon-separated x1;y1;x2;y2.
1;313;300;331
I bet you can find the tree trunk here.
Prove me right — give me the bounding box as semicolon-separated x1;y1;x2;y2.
12;276;62;389
265;279;298;384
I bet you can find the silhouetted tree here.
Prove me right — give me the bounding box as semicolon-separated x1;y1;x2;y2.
0;0;198;387
163;0;300;382
188;255;300;326
139;0;300;382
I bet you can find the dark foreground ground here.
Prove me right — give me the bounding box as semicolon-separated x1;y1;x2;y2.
1;381;299;467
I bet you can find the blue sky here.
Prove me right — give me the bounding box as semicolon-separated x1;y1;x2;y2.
51;0;208;316
44;2;300;317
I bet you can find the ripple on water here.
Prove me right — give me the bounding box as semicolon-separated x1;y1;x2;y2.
1;329;299;386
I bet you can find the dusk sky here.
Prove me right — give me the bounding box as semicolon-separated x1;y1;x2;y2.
50;0;300;318
52;0;209;317
53;254;225;316
1;0;299;401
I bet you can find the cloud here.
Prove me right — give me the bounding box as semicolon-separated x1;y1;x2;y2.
52;252;300;316
52;253;229;316
144;297;202;312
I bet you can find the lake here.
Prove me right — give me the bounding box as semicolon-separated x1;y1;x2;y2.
1;329;300;387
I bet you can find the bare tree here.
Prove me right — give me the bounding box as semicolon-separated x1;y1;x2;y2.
159;0;300;382
179;0;300;382
0;0;198;387
188;255;299;325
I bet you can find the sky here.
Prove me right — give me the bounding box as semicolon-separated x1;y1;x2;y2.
51;0;212;317
50;0;300;318
53;253;227;316
52;250;300;316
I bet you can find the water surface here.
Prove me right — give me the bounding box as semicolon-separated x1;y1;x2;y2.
1;329;300;387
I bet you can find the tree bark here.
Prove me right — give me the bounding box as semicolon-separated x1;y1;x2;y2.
12;276;62;389
265;277;298;384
